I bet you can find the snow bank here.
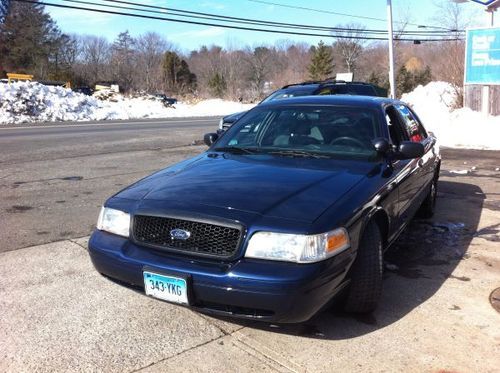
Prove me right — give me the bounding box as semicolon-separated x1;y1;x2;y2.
402;81;500;150
0;82;109;123
0;82;255;124
102;98;255;120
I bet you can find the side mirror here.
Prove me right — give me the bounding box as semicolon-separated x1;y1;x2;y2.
398;141;425;160
372;138;391;154
203;133;219;146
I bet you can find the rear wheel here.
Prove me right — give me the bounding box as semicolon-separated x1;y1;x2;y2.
418;178;437;218
344;221;383;313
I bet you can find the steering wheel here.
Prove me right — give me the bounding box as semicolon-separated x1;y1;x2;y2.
330;136;366;148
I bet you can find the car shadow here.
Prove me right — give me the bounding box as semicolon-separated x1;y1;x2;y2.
209;180;485;340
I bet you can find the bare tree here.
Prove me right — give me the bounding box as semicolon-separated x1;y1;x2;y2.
245;46;273;99
110;31;136;92
136;32;171;93
78;35;110;84
332;23;367;75
430;0;476;105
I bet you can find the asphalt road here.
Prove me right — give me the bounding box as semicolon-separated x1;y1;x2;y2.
0;118;217;253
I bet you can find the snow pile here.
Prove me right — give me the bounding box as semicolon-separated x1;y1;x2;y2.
0;82;110;123
402;81;500;150
0;82;255;124
102;98;255;120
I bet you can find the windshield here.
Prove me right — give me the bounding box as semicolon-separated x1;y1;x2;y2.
215;105;381;160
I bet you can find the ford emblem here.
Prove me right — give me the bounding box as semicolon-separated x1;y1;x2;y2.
170;228;191;240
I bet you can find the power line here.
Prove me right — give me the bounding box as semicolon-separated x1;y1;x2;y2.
12;0;464;42
58;0;462;37
98;0;463;35
247;0;456;32
60;0;386;34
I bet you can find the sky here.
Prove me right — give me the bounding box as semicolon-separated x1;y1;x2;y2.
45;0;494;52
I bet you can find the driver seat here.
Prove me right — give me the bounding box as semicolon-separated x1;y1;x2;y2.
288;119;320;146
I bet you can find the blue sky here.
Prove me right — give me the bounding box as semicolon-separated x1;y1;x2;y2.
46;0;492;52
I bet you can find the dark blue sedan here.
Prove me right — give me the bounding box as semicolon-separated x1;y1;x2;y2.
89;95;440;323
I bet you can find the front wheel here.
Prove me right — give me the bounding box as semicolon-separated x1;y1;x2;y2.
344;221;383;313
418;178;437;218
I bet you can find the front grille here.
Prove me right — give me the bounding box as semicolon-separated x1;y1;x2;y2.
133;215;242;258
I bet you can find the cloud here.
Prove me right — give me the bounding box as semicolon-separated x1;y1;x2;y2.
172;27;226;39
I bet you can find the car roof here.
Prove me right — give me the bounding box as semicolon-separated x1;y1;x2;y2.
258;94;399;109
280;80;376;88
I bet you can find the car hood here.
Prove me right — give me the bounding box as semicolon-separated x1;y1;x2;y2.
114;153;377;223
223;111;247;123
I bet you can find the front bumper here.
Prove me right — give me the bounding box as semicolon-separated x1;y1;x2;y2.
88;230;355;323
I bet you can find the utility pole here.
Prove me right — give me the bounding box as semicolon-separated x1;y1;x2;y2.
488;8;495;26
387;0;396;99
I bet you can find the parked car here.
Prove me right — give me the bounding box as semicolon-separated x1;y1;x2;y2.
218;80;387;132
154;93;177;106
89;95;439;323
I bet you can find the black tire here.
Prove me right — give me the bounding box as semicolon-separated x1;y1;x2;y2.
418;178;437;218
344;221;383;314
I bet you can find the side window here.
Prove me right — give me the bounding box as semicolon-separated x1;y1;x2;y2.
408;107;429;137
385;106;408;146
395;105;427;143
317;88;333;95
227;111;270;146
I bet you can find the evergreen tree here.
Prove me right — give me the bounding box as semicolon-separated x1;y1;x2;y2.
396;65;413;96
414;66;432;86
308;41;334;80
396;65;433;96
207;72;227;98
162;51;196;94
0;0;65;78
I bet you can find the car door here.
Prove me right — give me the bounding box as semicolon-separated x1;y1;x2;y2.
385;105;422;232
394;104;436;205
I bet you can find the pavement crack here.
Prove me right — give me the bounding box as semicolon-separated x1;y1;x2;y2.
195;313;247;336
232;330;305;373
130;334;226;373
69;238;89;251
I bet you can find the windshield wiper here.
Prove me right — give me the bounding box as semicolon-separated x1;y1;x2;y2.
267;150;331;159
213;146;261;154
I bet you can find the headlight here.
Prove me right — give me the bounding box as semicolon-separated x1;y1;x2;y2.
96;207;130;237
245;228;349;263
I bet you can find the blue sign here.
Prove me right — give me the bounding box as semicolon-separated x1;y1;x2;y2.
472;0;495;5
468;0;495;4
465;27;500;85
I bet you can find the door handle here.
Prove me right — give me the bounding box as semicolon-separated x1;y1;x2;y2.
417;159;424;167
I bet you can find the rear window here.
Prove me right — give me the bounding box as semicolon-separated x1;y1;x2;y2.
331;85;376;96
261;88;317;103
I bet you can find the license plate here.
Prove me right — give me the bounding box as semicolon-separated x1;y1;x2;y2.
143;271;189;305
